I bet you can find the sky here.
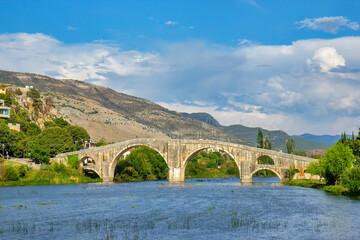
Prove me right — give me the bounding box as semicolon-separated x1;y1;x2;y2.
1;0;360;135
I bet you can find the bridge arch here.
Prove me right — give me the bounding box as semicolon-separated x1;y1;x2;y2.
183;146;237;169
80;156;96;166
182;145;240;180
257;155;275;165
109;144;168;180
82;167;101;179
250;168;282;181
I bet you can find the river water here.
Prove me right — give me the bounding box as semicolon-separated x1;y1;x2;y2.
1;177;359;240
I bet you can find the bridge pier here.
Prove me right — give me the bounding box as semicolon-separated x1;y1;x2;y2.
241;176;252;183
169;167;185;182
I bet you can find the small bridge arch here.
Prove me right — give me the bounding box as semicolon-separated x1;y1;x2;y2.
250;166;282;181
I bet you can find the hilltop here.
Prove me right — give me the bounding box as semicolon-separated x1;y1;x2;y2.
0;70;248;144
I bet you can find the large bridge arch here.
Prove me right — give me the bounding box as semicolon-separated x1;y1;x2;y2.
182;146;237;168
108;143;168;181
181;145;240;180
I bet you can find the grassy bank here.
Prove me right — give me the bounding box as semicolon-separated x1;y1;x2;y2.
283;179;355;196
0;160;102;187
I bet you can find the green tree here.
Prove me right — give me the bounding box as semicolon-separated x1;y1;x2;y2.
27;141;51;164
35;126;73;156
306;161;320;180
324;142;355;185
54;117;69;128
64;125;90;150
116;146;168;181
264;133;272;150
341;167;360;195
286;138;295;154
26;88;41;99
257;129;263;148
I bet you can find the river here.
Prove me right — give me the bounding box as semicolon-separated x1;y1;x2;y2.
1;177;359;240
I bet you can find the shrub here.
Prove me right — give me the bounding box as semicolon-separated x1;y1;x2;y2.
0;163;19;181
341;167;360;195
67;154;79;169
15;164;28;178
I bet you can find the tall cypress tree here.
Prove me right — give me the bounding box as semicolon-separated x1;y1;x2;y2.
257;129;263;148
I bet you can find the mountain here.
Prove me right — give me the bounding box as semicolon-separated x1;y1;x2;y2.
182;112;334;151
293;133;341;143
0;70;249;144
223;125;334;151
181;112;221;127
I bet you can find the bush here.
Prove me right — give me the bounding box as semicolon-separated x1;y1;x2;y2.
0;163;19;181
67;154;79;169
15;164;28;178
341;167;360;195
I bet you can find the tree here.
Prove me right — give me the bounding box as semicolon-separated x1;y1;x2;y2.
64;125;90;150
324;142;354;185
264;133;272;150
286;138;295;154
257;129;263;148
27;142;50;164
35;126;73;156
341;167;360;195
54;117;69;128
306;162;320;180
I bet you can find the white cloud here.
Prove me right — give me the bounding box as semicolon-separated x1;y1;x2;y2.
296;16;359;34
165;20;178;25
0;33;159;85
267;76;284;90
306;47;345;72
1;33;360;134
67;26;77;31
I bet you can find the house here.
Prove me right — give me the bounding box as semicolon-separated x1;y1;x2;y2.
0;99;10;119
0;87;6;94
83;140;97;149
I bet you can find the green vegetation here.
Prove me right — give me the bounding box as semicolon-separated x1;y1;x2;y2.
0;86;101;187
185;150;239;178
286;138;295;154
114;146;168;182
67;154;79;169
1;110;90;163
256;129;271;150
0;158;101;187
285;130;360;196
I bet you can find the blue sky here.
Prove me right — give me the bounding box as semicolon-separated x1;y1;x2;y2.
1;0;360;135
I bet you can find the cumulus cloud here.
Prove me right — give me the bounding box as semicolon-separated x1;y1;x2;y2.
1;33;360;134
296;16;359;34
306;47;345;72
0;33;159;85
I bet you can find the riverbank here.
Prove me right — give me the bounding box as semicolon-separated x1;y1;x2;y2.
0;160;102;187
282;179;357;196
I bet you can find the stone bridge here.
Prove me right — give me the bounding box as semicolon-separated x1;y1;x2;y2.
53;138;317;182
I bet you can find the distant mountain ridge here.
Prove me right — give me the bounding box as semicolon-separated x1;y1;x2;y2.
181;112;221;127
182;113;334;151
292;133;341;143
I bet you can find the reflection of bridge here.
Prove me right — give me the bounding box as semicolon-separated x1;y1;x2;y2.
54;139;317;182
